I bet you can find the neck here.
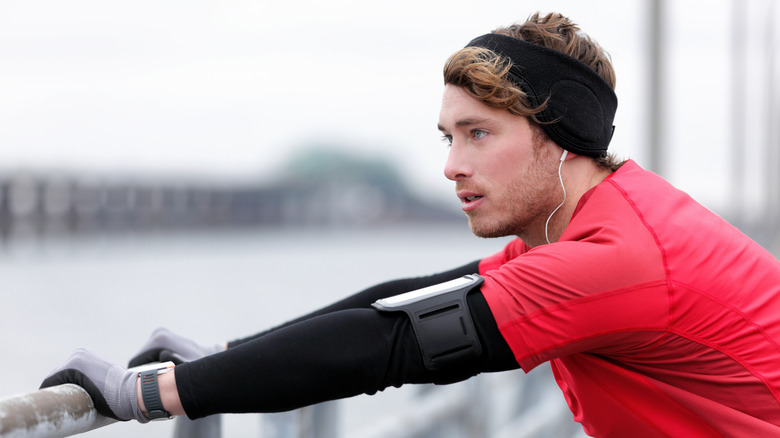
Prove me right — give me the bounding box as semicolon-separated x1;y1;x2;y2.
525;155;612;248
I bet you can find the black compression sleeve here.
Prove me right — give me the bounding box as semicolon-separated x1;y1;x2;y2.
175;285;518;419
227;260;481;348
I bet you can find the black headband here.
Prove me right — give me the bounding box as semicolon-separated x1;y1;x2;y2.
466;33;617;157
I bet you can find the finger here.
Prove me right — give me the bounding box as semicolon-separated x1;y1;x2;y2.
40;369;121;421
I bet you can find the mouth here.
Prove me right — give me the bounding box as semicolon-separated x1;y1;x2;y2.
457;190;485;211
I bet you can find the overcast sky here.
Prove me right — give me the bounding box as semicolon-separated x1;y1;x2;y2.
1;0;776;215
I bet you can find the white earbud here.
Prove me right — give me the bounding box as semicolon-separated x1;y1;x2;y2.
545;150;569;244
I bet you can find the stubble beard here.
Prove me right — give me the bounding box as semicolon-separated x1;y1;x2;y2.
467;147;561;241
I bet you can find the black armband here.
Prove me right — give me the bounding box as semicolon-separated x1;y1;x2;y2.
372;274;484;371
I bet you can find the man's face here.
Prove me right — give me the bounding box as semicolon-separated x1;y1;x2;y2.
437;84;562;242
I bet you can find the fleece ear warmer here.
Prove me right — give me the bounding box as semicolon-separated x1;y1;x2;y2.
467;33;617;157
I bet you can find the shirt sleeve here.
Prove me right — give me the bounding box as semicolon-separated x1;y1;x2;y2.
478;238;530;274
228;260;481;348
478;186;669;371
175;275;518;419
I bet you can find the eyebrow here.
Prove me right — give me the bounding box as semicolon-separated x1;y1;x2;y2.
437;117;491;133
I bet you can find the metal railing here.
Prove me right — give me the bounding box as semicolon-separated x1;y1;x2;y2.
0;384;219;438
0;384;114;438
0;368;582;438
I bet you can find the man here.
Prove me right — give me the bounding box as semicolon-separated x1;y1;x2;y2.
42;12;780;436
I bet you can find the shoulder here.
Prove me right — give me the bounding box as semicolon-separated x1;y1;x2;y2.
478;238;529;274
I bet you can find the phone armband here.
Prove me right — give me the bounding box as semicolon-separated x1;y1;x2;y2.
372;274;484;371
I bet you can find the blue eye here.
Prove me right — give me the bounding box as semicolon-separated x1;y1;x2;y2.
473;130;487;140
441;135;453;146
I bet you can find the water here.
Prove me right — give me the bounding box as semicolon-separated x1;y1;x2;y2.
1;224;574;437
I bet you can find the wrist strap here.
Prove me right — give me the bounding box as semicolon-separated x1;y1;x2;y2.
140;369;172;421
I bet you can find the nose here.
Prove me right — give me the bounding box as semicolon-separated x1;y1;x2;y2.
443;144;471;181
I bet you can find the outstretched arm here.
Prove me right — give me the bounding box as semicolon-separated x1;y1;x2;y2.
43;260;518;421
167;286;518;418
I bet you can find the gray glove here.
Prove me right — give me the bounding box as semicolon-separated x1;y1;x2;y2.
40;349;148;423
128;327;224;367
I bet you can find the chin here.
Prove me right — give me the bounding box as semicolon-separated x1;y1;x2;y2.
467;218;516;239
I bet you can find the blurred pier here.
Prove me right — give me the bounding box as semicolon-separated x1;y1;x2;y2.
0;151;461;243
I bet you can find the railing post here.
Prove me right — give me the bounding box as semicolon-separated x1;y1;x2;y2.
172;414;221;438
261;402;338;438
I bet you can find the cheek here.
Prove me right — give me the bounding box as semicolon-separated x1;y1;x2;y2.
500;153;557;199
486;154;528;186
490;143;537;178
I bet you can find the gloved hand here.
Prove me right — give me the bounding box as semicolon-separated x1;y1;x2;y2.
128;327;224;367
40;349;148;423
